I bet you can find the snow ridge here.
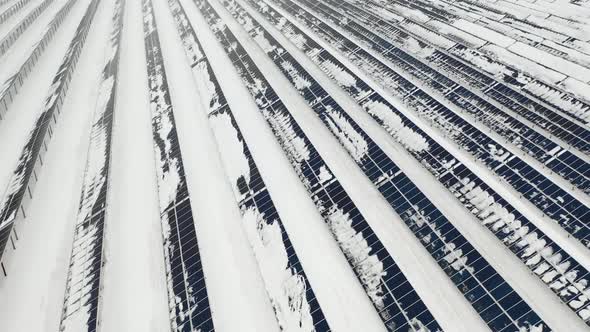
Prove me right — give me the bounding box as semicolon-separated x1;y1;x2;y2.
59;0;124;330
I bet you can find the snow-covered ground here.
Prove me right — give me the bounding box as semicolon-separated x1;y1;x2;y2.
0;0;588;330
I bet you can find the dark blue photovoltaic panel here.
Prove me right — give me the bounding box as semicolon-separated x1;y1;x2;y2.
165;0;331;329
60;1;124;330
142;0;214;331
248;0;590;326
0;0;96;264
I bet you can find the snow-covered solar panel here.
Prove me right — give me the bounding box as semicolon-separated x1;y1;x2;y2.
166;0;331;329
289;0;590;192
0;0;97;266
271;0;590;251
247;0;590;324
0;0;78;121
0;0;32;25
0;0;56;58
141;0;215;330
59;0;124;330
194;0;445;330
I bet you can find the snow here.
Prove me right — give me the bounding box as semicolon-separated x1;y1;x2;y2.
452;18;516;48
209;111;251;199
324;106;369;162
242;207;315;331
327;206;386;310
364;100;429;152
320;59;356;87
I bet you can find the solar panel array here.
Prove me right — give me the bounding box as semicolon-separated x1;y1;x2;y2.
240;0;590;324
0;0;587;329
0;0;32;24
142;0;215;330
166;0;330;330
59;0;124;330
0;0;56;57
0;0;78;121
268;0;590;251
0;0;99;266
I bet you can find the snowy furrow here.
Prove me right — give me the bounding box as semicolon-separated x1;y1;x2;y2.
196;0;446;330
59;0;123;330
292;0;590;196
165;0;329;330
269;0;590;250
249;0;590;327
0;0;32;24
0;0;77;121
0;0;98;265
141;0;215;330
0;0;55;57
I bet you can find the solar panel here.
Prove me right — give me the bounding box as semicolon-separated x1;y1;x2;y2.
59;0;124;330
0;0;99;268
141;0;214;330
249;0;590;325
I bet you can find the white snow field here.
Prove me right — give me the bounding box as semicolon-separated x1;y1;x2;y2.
0;0;588;331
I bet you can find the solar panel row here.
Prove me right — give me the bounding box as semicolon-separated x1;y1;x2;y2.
269;0;590;250
0;0;98;268
243;0;590;324
291;0;590;196
59;0;124;330
0;0;32;25
193;1;446;330
334;0;590;156
0;0;56;58
141;0;214;330
362;0;590;127
0;0;78;121
220;1;557;330
165;0;330;330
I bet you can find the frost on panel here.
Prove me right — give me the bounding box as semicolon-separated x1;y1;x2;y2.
326;206;386;310
243;207;315;332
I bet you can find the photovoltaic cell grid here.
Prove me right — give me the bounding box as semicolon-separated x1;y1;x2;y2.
0;0;97;264
335;0;590;157
0;0;78;120
267;0;590;251
247;0;590;324
195;0;445;330
59;0;124;330
165;0;330;329
141;0;214;330
292;0;590;197
217;0;553;330
0;0;56;57
355;0;590;129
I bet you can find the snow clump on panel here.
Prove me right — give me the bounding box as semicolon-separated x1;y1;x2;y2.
365;100;429;152
326;206;387;309
242;207;315;331
324;107;369;162
320;59;356;87
210;112;251;199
